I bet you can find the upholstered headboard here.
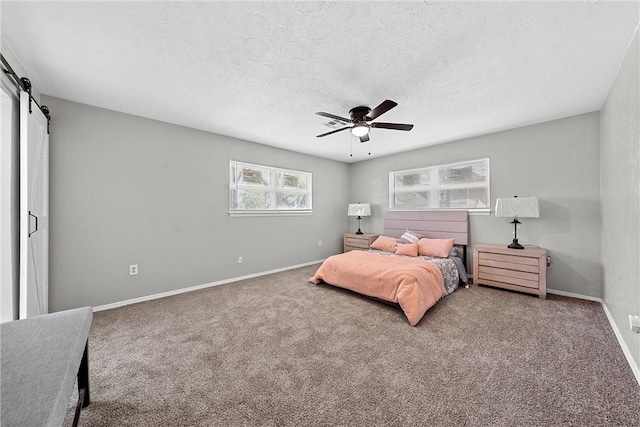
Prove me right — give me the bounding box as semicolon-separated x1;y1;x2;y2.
383;210;469;245
383;210;469;267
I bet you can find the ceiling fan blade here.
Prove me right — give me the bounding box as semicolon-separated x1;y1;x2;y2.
359;134;369;143
370;122;414;131
316;126;351;137
365;100;397;121
316;111;352;123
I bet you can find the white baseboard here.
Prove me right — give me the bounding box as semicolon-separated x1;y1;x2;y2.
546;288;603;302
547;288;640;386
599;300;640;386
92;259;325;312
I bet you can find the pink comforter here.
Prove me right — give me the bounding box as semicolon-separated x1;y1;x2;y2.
309;251;446;326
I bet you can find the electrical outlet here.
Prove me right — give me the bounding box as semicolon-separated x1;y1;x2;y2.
630;315;640;333
129;264;138;276
318;240;322;247
237;256;243;264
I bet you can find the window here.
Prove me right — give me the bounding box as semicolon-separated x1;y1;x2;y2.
389;158;490;212
229;161;312;216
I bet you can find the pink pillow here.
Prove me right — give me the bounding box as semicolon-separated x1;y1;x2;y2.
370;236;398;253
395;243;418;257
417;238;455;258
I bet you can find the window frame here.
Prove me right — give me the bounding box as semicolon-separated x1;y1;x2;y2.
229;161;312;217
388;158;491;215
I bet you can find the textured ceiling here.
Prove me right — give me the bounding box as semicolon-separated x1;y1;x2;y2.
2;1;638;163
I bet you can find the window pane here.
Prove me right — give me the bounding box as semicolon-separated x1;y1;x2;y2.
234;188;272;210
395;170;430;188
439;165;473;185
467;187;489;208
395;191;431;209
439;160;488;185
239;166;271;187
437;187;489;209
278;171;307;190
277;192;309;209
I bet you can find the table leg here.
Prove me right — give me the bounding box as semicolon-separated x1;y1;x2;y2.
78;341;90;407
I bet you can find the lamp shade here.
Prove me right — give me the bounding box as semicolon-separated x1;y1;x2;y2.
495;196;539;218
348;203;371;217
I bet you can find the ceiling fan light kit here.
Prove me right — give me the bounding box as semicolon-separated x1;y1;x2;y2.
316;99;414;147
351;124;369;137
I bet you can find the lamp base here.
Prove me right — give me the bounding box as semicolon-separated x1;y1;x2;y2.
508;239;524;250
507;218;524;249
355;215;363;235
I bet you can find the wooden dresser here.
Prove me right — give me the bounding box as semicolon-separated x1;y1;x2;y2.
473;243;547;299
343;233;379;252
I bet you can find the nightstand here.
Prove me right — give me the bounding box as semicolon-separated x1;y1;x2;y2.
343;233;379;252
473;243;547;299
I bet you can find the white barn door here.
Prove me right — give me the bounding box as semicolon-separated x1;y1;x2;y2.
19;91;49;318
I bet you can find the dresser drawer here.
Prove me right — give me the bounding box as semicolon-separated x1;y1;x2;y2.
343;233;378;252
478;252;540;269
477;266;540;289
344;237;372;249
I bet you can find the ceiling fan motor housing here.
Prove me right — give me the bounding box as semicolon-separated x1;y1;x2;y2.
349;106;371;121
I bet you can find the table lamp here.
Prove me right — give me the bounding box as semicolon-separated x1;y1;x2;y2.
494;196;539;249
347;203;371;235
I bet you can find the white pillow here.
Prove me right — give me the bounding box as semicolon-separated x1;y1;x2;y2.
397;230;422;244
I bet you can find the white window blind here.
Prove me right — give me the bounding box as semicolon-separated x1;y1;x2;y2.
229;161;312;216
389;158;490;212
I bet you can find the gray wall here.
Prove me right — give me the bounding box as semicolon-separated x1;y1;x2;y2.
349;112;602;297
43;96;350;311
600;30;639;372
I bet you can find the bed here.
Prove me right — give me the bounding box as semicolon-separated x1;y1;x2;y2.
309;210;468;326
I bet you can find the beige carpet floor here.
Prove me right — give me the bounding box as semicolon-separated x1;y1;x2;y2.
67;263;639;426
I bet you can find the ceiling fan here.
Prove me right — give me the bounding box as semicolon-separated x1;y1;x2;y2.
316;99;413;143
